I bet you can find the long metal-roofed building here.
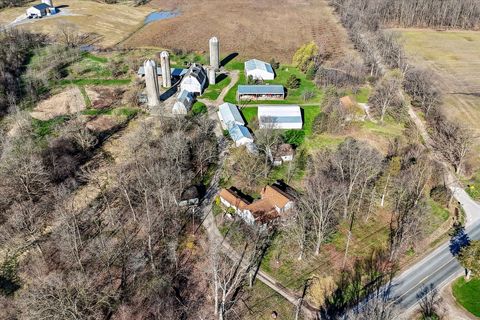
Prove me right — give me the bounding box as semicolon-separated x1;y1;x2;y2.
258;105;303;129
217;102;245;130
237;85;285;101
228;124;254;147
245;59;275;80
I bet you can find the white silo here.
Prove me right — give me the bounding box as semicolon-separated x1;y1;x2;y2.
160;51;172;88
42;0;53;6
208;67;216;85
209;36;220;71
144;60;160;107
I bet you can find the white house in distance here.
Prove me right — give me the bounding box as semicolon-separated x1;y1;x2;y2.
245;59;275;80
27;1;57;18
258;105;303;129
172;90;195;115
228;124;254;147
180;63;207;95
217;102;245;130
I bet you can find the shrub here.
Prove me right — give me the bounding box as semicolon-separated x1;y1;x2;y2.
286;75;301;89
192;102;207;115
283;130;305;146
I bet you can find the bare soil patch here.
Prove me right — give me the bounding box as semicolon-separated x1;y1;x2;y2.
31;87;85;120
85;115;122;132
399;29;480;172
86;86;125;109
125;0;352;62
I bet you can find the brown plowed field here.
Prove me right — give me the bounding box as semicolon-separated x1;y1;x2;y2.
124;0;352;62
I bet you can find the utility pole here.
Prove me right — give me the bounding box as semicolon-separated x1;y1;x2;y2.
295;278;311;320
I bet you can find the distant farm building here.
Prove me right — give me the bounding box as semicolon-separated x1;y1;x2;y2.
228;124;254;147
237;85;285;101
27;2;56;18
258;105;303;129
245;59;275;80
217;102;245;130
180;63;208;94
173;90;195;115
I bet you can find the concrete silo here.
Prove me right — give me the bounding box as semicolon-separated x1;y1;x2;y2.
208;67;216;85
160;51;172;88
144;60;160;107
209;36;220;71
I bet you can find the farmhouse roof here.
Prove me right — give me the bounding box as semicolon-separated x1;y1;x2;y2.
219;188;250;209
228;124;253;142
245;59;274;74
261;185;294;209
238;85;284;95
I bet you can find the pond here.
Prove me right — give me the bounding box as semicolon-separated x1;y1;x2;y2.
144;10;180;24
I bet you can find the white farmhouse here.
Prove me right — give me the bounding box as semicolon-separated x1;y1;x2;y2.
258;105;303;129
172;90;195;115
245;59;275;80
180;63;207;95
217;102;245;130
228;124;254;147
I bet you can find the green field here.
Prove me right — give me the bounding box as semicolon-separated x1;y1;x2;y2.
452;277;480;317
201;75;232;100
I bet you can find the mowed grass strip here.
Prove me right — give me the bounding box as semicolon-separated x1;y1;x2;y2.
452;277;480;317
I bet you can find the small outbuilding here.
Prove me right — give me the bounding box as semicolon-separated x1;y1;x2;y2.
237;85;285;101
173;90;195;115
180;63;208;95
270;144;295;166
245;59;275;80
217;102;245;130
258;105;303;129
229;124;254;147
177;186;201;207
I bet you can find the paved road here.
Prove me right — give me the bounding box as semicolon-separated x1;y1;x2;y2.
389;220;480;315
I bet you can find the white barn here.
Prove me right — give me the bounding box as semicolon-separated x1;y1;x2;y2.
228;124;254;147
172;90;195;115
217;102;245;130
258;105;303;129
27;3;54;18
180;63;207;95
245;59;275;80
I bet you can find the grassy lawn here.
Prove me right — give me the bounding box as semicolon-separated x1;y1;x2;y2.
223;57;323;105
240;107;257;124
302;106;321;136
425;199;450;234
360;118;405;138
302;134;345;153
192;101;207;115
31;116;69;139
200;74;231;100
465;171;480;200
244;282;297;320
452;277;480;317
354;86;371;103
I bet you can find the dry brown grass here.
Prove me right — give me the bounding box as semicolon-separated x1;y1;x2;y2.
30;86;85;120
124;0;352;62
0;0;153;47
399;29;480;173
